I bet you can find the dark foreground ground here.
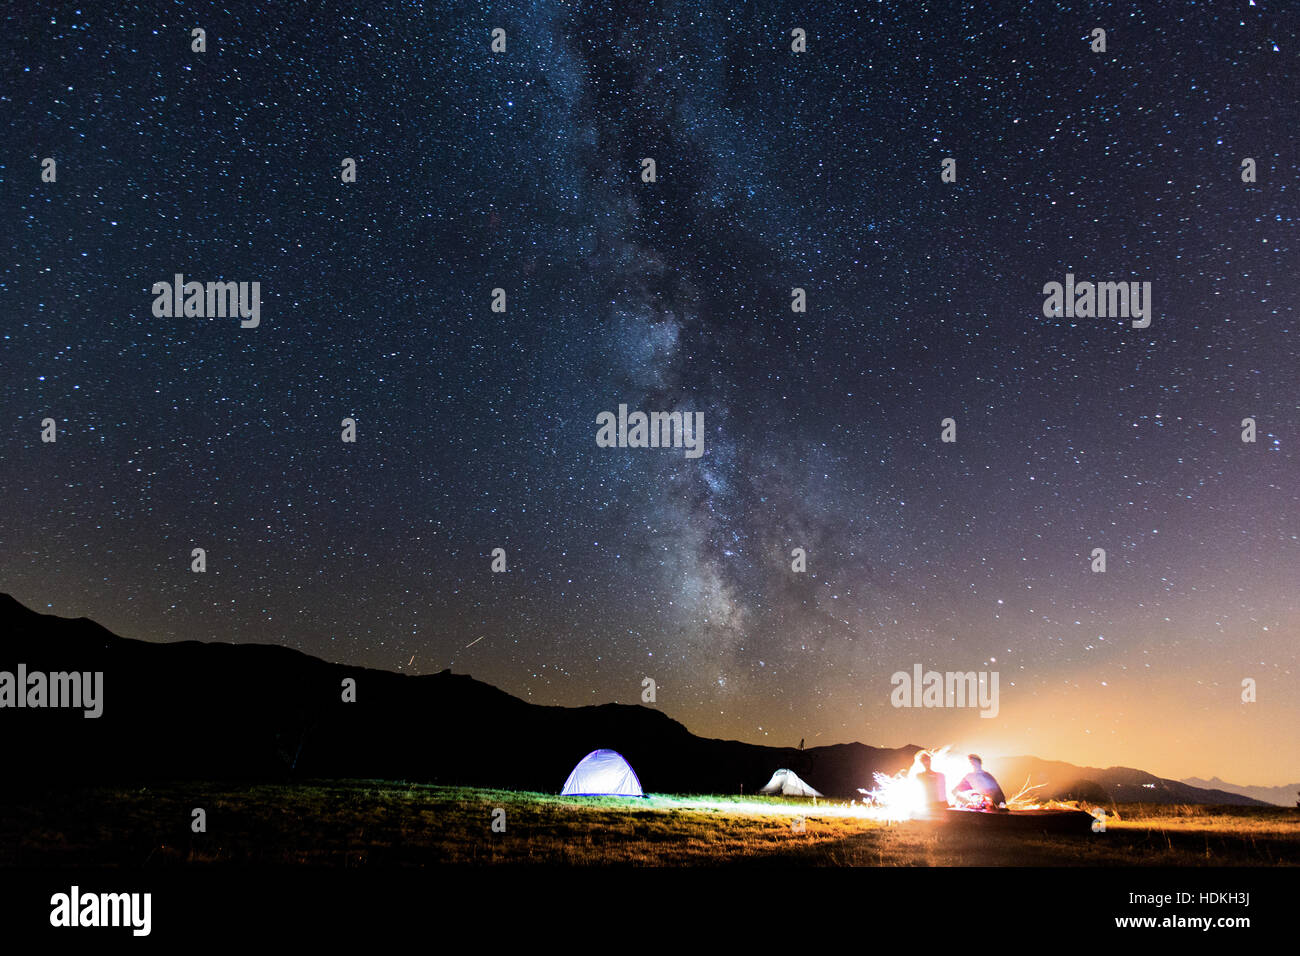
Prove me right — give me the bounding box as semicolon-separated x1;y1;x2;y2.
3;781;1297;866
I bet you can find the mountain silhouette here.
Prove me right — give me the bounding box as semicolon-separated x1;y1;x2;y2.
993;756;1271;806
0;594;1269;804
1181;776;1300;808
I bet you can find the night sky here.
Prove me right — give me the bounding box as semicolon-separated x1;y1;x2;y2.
2;2;1296;786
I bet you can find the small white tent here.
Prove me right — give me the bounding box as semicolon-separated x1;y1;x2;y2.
759;768;822;797
561;749;644;796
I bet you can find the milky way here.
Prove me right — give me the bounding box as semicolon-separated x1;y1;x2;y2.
2;2;1296;784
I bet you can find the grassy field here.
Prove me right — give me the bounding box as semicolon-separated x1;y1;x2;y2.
3;781;1298;866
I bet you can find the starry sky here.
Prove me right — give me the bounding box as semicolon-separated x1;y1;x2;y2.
2;1;1297;786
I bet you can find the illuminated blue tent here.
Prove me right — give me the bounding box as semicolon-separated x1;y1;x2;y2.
560;749;644;797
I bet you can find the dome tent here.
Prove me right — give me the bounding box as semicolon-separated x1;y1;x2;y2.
561;749;644;797
758;768;822;797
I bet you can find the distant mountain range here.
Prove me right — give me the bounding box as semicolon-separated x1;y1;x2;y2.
0;594;1270;805
988;756;1272;807
1181;776;1300;808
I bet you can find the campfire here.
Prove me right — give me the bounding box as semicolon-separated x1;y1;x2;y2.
858;746;1053;822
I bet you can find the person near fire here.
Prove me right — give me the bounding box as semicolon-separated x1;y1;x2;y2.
953;754;1008;810
916;751;950;816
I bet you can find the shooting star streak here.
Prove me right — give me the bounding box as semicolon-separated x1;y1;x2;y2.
408;654;415;667
465;636;484;648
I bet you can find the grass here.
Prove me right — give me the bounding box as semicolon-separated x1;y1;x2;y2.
2;781;1297;866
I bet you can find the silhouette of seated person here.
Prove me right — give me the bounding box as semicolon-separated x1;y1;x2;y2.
915;752;950;817
952;754;1008;810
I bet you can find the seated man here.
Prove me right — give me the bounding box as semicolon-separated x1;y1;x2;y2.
952;754;1007;809
915;752;950;815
